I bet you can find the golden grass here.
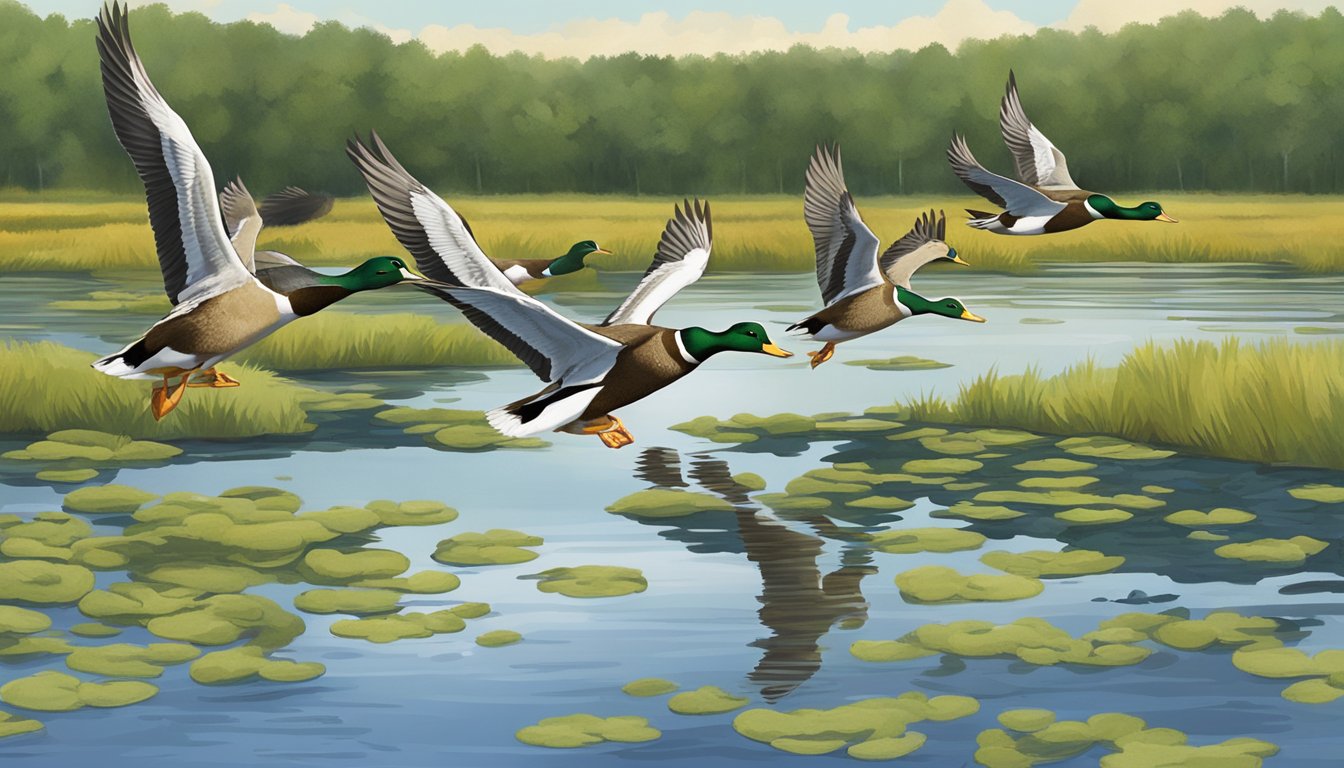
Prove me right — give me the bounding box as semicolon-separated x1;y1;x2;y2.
0;340;315;438
906;338;1344;469
3;193;1342;274
236;312;519;370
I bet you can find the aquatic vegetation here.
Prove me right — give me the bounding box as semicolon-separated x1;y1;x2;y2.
671;412;818;442
977;709;1279;767
190;647;325;684
236;312;519;370
1233;647;1344;704
34;469;99;483
64;643;199;678
524;566;647;598
515;714;660;748
0;671;156;712
68;623;119;638
62;484;158;515
1018;475;1098;489
606;488;734;518
1213;536;1328;564
981;549;1125;577
622;678;678;697
843;356;951;371
1013;458;1097;473
906;339;1344;470
973;489;1163;510
450;602;491;619
330;611;467;643
869;528;986;555
1056;436;1175;460
1288;484;1344;503
732;473;767;491
902;458;982;474
364;499;459;526
475;630;522;647
0;606;50;634
303;549;410;581
1055;508;1132;525
895;565;1043;604
3;430;181;469
432;529;544;566
0;711;42;740
49;290;169;314
0;561;95;603
293;589;404;616
373;406;549;451
1163;508;1255;526
667;686;749;715
937;503;1026;521
855;617;1153;668
731;692;978;758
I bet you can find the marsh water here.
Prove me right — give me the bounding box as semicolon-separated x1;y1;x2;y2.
2;263;1344;766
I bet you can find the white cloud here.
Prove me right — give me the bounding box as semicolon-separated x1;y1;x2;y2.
414;0;1035;59
245;3;319;36
1056;0;1334;33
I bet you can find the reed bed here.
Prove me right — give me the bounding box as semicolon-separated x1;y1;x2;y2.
907;338;1344;469
236;313;519;370
3;193;1341;274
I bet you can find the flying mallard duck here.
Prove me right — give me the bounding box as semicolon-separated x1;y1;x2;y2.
347;132;792;448
91;3;419;420
790;145;984;369
948;71;1178;235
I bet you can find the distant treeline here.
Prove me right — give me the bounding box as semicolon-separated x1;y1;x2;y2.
2;2;1343;196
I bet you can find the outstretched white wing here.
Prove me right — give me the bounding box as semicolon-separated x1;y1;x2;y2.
803;145;883;305
1000;71;1081;191
603;199;711;326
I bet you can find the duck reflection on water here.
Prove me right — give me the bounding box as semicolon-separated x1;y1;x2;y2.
631;447;878;701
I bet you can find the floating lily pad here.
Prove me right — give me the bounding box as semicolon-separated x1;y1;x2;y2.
850;640;939;663
902;458;983;474
62;484;158;514
623;678;678;697
918;434;987;455
1055;508;1133;525
982;549;1124;577
189;646;325;684
516;714;660;748
0;671;156;711
0;561;95;603
606;489;734;518
65;643;199;678
449;602;491;618
68;623;120;638
0;606;51;634
145;594;304;649
871;617;1150;668
732;693;977;757
524;566;647;598
476;630;522;647
330;610;467;643
998;709;1056;732
1142;485;1174;494
1013;458;1098;473
1214;536;1327;564
975;489;1163;509
936;503;1025;521
731;473;767;491
846;496;914;511
0;711;42;740
293;588;402;616
1056;436;1174;460
364;499;458;526
844;356;951;371
667;686;749;715
352;571;460;594
1282;678;1344;704
755;493;831;512
1018;476;1098;490
870;527;986;555
1288;485;1344;503
1164;508;1255;526
432;529;544;566
895;565;1043;604
1188;530;1230;542
35;469;99;483
303;549;409;581
142;563;271;593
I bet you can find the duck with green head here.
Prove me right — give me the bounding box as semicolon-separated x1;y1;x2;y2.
792;146;984;368
948;70;1177;235
91;4;420;420
494;240;610;284
348;132;790;448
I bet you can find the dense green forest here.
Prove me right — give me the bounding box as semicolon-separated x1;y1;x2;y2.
1;1;1342;196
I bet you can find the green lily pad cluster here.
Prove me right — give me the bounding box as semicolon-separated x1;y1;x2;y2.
1056;436;1175;460
516;714;661;748
605;489;734;518
475;629;522;647
732;692;978;758
3;430;181;480
667;685;749;715
0;710;42;740
843;355;952;371
980;549;1125;577
1287;484;1344;503
973;488;1164;509
672;412;818;443
1163;507;1255;526
895;565;1043;604
1213;536;1328;564
622;677;678;697
0;671;157;712
870;527;986;555
432;529;544;566
373;406;548;451
523;565;647;598
977;709;1278;767
1232;646;1344;703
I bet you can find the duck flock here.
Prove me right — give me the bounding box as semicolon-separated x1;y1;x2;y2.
89;3;1178;450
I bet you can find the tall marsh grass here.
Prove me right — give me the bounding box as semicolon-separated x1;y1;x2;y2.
0;340;315;438
237;313;519;370
4;193;1341;274
907;338;1344;469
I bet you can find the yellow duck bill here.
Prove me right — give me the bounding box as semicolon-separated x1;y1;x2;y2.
761;343;793;357
960;310;987;323
1156;213;1178;223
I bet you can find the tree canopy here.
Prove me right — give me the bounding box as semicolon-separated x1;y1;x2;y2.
2;2;1342;196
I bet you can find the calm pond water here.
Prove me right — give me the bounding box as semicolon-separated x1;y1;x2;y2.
1;264;1342;766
